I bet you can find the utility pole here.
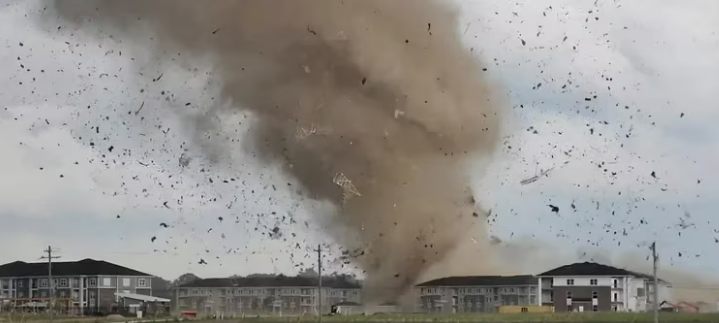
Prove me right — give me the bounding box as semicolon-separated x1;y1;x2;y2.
41;246;61;323
317;244;322;323
651;241;659;323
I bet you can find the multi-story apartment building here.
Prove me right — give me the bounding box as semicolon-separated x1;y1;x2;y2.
0;258;156;314
538;262;670;312
176;275;361;316
415;275;538;313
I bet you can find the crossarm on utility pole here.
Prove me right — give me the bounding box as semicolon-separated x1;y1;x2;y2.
41;246;61;323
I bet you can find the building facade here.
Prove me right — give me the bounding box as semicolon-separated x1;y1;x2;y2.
415;275;539;313
0;258;154;314
538;262;670;312
176;276;361;316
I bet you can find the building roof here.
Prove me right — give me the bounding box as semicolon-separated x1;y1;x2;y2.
538;262;657;280
180;275;360;289
115;292;170;303
416;275;537;287
0;259;151;277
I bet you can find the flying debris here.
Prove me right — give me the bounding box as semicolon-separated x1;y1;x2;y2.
521;167;555;185
48;0;500;303
333;173;361;202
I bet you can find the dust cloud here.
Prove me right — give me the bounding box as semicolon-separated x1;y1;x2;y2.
593;252;719;303
45;0;501;302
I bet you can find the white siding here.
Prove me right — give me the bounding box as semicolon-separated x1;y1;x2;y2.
552;277;615;286
627;277;647;312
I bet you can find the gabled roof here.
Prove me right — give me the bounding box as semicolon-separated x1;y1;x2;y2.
180;276;360;289
677;301;700;310
416;275;537;287
538;262;656;280
0;259;151;277
115;292;170;303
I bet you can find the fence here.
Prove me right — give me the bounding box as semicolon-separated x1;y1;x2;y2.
0;303;170;317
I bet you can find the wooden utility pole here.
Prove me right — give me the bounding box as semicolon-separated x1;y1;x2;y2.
41;246;61;323
317;244;322;323
651;242;659;323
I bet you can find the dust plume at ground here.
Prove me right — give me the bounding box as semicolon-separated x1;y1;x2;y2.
45;0;501;302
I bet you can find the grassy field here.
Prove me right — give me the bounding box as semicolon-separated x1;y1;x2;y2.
5;313;719;323
235;313;719;323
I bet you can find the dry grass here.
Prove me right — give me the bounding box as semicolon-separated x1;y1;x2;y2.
230;313;719;323
6;313;719;323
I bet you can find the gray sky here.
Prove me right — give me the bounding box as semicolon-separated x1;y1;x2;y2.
1;0;717;281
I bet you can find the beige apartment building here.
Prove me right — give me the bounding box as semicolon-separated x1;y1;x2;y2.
176;275;361;316
415;275;538;313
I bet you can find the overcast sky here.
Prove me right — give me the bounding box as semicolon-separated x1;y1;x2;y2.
1;0;717;283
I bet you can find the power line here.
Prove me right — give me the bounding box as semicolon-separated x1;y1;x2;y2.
669;286;719;290
40;246;61;323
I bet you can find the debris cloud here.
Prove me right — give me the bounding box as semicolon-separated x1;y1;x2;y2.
47;0;501;302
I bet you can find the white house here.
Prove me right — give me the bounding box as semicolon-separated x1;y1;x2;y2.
538;262;670;312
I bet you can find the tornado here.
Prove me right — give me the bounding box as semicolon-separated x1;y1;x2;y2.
46;0;502;303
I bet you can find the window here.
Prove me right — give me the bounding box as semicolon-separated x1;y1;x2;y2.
590;279;598;286
593;305;598;312
89;292;96;300
41;291;48;298
102;278;111;286
122;278;130;287
17;280;23;288
566;291;572;298
613;279;618;288
637;288;645;297
59;278;68;287
566;279;574;286
40;279;48;287
89;278;97;287
613;292;618;301
592;291;598;299
18;291;24;298
137;278;147;287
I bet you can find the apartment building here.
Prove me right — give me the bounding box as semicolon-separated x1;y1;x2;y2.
0;258;156;314
538;262;670;312
176;275;361;316
415;275;539;313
